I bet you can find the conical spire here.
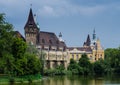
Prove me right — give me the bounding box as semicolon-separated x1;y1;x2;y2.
24;8;38;29
86;34;91;46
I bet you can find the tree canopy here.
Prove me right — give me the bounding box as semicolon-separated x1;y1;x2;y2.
0;14;43;76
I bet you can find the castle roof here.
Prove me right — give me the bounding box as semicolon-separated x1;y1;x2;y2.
38;31;66;47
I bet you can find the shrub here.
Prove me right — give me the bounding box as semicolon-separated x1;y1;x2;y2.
9;77;15;84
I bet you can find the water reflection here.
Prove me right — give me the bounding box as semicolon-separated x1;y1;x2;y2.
39;75;120;85
2;75;120;85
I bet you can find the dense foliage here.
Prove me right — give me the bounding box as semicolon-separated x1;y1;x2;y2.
0;14;43;76
68;54;93;75
105;48;120;74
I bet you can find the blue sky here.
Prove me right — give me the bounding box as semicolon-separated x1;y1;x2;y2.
0;0;120;49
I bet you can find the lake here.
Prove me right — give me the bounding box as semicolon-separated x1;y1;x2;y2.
2;75;120;85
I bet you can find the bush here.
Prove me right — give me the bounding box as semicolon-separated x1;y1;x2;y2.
44;69;67;76
9;77;15;84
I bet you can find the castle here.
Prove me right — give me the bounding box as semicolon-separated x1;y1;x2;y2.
24;8;104;69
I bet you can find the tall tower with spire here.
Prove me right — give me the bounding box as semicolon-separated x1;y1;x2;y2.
90;29;96;46
93;29;96;41
24;8;39;45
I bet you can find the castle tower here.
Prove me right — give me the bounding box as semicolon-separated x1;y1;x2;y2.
91;29;97;47
92;38;104;61
96;38;102;50
24;8;39;45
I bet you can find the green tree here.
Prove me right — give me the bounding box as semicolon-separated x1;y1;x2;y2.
93;59;105;75
78;54;93;75
0;14;14;74
24;53;42;75
105;48;120;74
12;38;27;59
0;14;14;57
68;59;82;74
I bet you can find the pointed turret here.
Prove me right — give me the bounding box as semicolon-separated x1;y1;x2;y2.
24;8;38;29
24;8;39;45
83;34;91;47
96;38;103;50
86;34;91;46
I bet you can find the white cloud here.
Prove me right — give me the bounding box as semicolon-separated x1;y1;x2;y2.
78;5;107;16
0;0;119;17
37;6;57;17
36;0;107;17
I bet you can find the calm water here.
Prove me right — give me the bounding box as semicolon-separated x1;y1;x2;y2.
2;75;120;85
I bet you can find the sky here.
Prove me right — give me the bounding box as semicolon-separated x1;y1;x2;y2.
0;0;120;49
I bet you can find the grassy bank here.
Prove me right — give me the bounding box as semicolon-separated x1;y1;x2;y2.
0;74;42;84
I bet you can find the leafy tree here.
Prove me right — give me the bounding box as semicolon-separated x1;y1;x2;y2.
0;14;14;74
0;13;43;76
78;54;93;75
93;59;104;75
26;43;39;55
68;59;82;74
24;53;42;75
12;38;27;59
0;14;14;57
105;48;120;74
